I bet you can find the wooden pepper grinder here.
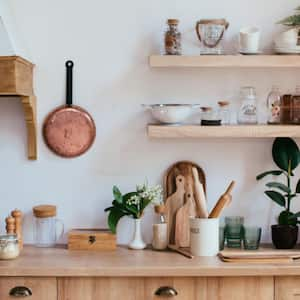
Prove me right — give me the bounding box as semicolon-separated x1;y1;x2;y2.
11;209;23;250
5;216;16;235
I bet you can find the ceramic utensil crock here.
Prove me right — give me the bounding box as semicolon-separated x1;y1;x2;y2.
190;217;219;256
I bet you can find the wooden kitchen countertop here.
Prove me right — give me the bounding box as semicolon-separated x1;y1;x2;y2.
1;245;300;277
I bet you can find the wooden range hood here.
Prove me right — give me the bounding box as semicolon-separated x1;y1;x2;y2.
0;56;37;160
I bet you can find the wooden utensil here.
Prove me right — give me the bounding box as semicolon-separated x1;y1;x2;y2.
43;61;96;158
175;183;196;247
165;175;185;244
209;181;235;218
164;161;206;199
11;209;23;249
168;244;194;259
192;167;208;218
5;216;15;235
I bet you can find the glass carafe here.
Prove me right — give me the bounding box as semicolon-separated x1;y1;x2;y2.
238;87;257;124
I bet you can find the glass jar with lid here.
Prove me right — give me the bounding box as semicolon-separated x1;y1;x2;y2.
0;234;19;260
238;87;257;124
292;85;300;124
218;101;230;125
200;107;221;126
164;19;182;55
33;205;64;247
267;86;281;124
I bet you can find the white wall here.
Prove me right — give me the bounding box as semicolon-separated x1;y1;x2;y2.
0;0;299;244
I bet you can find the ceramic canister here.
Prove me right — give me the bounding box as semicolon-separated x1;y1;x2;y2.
189;217;219;256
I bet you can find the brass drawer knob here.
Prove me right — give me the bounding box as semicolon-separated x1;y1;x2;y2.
155;286;178;297
9;286;32;297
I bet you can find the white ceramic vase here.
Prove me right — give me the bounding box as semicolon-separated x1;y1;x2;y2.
128;218;146;250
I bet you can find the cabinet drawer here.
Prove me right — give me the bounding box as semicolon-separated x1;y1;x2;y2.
275;277;300;300
0;277;57;300
145;277;273;300
58;276;273;300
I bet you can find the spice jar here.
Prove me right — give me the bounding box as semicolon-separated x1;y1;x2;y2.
218;101;231;125
0;235;20;260
200;107;221;126
292;85;300;124
164;19;182;55
281;93;293;124
33;205;64;247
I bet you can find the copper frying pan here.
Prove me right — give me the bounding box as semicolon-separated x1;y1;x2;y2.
43;61;96;158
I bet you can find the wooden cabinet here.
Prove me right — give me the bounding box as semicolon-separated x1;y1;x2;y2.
0;277;56;300
58;277;273;300
275;277;300;300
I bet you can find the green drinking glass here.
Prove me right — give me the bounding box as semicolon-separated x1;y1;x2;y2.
243;226;262;250
225;216;244;248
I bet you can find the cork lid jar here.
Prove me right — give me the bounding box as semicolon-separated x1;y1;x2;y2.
33;205;56;218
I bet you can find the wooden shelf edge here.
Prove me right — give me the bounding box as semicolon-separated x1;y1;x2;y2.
148;125;300;138
149;55;300;68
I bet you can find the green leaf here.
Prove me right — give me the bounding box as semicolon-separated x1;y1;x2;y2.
265;190;286;207
108;208;127;234
279;210;297;226
277;15;300;26
256;170;283;180
104;206;114;212
266;182;291;194
272;138;300;172
113;186;123;204
289;211;300;219
123;192;138;204
296;179;300;193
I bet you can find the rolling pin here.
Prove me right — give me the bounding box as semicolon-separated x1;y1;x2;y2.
192;167;208;218
209;181;235;218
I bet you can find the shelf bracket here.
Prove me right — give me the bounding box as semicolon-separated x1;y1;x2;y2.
21;95;37;160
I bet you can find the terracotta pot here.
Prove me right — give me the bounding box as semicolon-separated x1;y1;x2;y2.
271;224;298;249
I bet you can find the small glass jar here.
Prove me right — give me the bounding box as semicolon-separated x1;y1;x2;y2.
292;85;300;124
267;86;281;124
218;101;230;125
0;234;20;260
281;93;293;124
238;87;257;124
200;107;221;126
164;19;182;55
33;205;64;247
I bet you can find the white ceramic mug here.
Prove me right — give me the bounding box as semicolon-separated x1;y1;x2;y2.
239;27;260;53
189;217;219;257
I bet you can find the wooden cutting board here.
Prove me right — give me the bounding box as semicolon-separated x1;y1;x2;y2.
219;247;300;263
164;161;206;199
175;182;196;247
165;175;185;245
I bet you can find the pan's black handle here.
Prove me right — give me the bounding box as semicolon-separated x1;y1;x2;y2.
66;60;74;106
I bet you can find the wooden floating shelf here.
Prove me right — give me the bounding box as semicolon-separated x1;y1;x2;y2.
148;125;300;138
0;56;37;160
149;55;300;68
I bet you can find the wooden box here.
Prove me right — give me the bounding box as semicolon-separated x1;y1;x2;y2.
68;229;116;251
0;56;33;96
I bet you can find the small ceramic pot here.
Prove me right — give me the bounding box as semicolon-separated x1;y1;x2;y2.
271;224;298;249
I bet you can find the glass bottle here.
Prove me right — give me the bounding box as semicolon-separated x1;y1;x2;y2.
218;101;230;125
292;85;300;124
200;107;221;126
267;86;281;124
164;19;182;55
238;87;257;124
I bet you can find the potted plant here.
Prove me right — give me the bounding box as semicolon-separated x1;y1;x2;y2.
104;183;162;250
257;138;300;249
278;6;300;27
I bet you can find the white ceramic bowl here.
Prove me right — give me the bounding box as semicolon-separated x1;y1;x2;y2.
143;104;200;124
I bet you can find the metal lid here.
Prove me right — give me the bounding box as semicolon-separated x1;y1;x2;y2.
33;205;57;218
0;234;18;241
